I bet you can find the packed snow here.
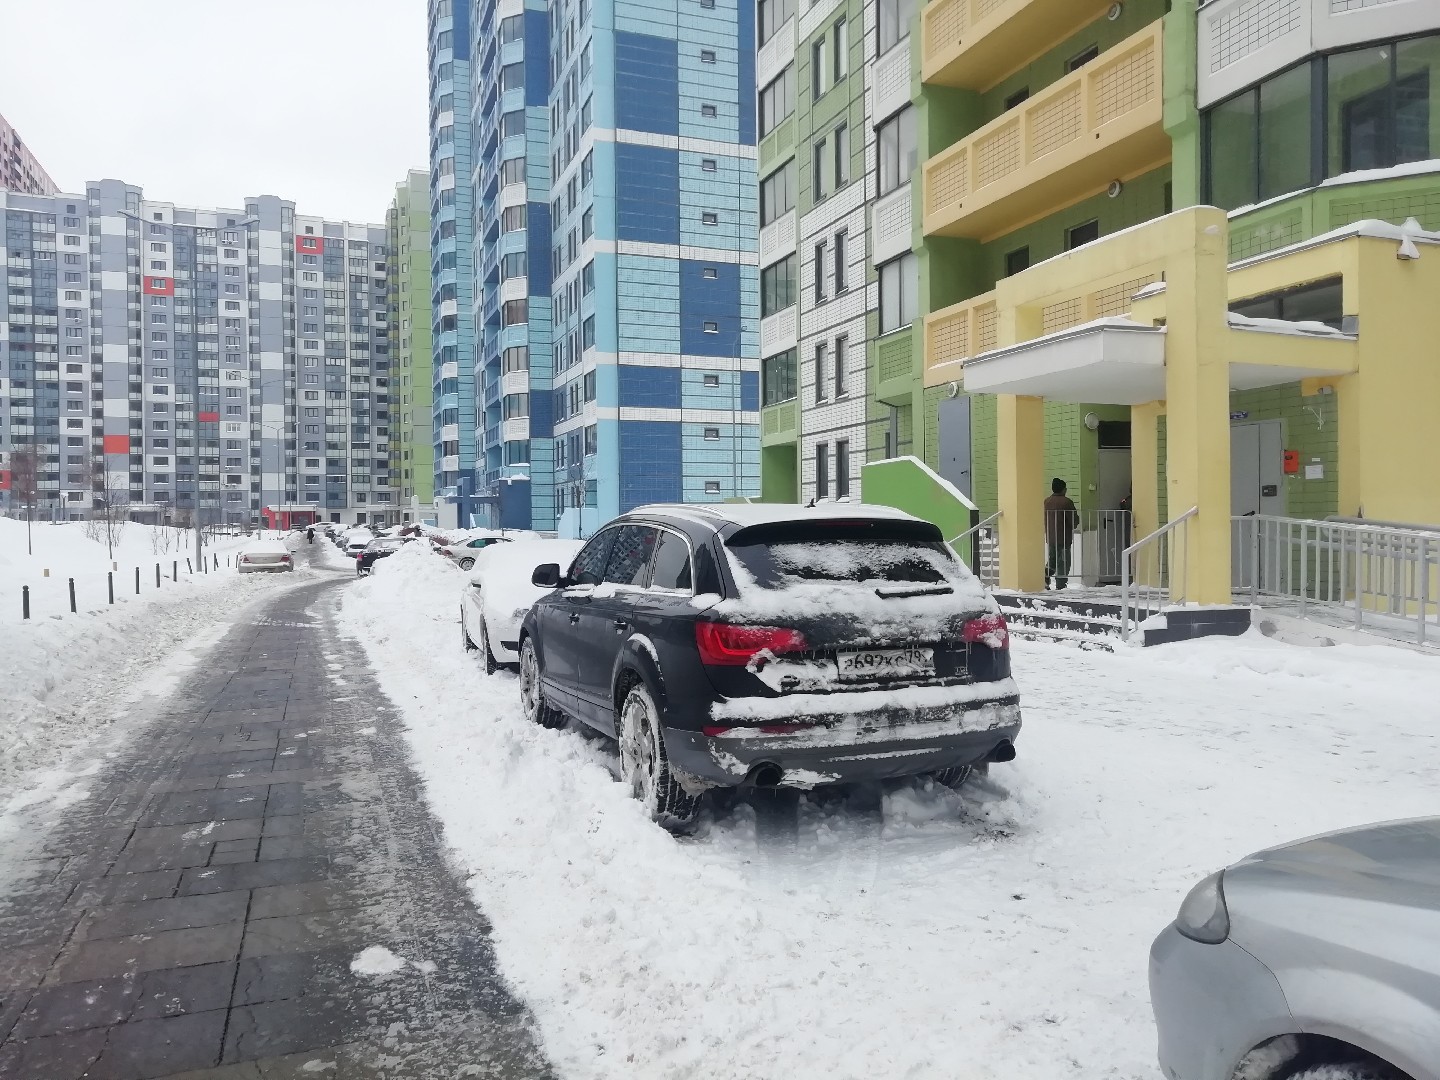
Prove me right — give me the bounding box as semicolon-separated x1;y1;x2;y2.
341;544;1440;1080
0;520;318;802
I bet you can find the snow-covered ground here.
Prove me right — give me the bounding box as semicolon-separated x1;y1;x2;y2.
0;520;322;803
343;544;1440;1080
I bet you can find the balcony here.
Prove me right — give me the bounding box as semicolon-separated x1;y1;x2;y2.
922;291;998;388
923;22;1167;242
760;399;798;448
923;0;1115;90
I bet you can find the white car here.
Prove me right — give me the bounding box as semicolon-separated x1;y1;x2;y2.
436;531;513;571
237;538;295;573
460;538;584;673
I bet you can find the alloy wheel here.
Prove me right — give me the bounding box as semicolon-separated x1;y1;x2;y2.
619;692;659;812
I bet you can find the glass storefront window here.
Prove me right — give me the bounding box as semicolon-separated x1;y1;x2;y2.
1328;46;1393;174
1397;35;1440;165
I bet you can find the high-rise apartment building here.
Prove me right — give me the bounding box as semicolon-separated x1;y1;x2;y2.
545;0;762;535
428;0;480;529
388;170;436;521
754;0;879;505
0;181;392;526
471;0;555;531
0;113;58;196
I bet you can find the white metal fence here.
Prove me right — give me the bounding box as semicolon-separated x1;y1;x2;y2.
1119;507;1197;642
1232;515;1440;647
952;511;1001;588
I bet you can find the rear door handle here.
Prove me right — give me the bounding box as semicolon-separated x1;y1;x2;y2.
613;618;628;631
569;613;581;624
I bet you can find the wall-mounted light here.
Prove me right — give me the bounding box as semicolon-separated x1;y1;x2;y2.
1107;2;1124;20
1084;412;1101;431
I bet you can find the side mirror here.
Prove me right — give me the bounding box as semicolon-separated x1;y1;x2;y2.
532;563;562;588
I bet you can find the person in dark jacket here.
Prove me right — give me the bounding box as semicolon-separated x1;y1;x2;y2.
1044;477;1079;589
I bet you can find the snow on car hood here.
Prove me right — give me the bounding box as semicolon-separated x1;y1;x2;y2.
470;538;585;622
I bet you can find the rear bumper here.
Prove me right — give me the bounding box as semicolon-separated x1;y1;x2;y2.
239;563;293;573
664;697;1021;791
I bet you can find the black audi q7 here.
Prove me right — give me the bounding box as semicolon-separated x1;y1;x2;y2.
518;503;1021;830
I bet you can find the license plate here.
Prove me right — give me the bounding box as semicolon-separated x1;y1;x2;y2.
837;647;935;680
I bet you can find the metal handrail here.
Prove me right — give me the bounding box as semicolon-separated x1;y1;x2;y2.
1119;506;1198;643
950;510;1001;588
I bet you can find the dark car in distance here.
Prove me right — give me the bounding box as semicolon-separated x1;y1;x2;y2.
517;503;1022;830
357;536;414;575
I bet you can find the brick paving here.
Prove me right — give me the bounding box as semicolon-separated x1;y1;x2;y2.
0;553;553;1079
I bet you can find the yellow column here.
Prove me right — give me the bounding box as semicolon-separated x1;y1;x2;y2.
996;394;1046;592
1130;401;1162;545
1161;207;1233;604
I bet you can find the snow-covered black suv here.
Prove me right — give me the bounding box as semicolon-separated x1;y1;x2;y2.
517;504;1021;829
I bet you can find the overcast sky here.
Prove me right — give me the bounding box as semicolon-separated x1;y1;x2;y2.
0;0;429;224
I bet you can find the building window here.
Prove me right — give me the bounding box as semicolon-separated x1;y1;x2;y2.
703;480;722;495
701;158;717;172
812;136;828;200
758;0;794;46
701;49;716;63
833;229;847;293
761;254;796;317
762;349;797;405
813;240;827;304
759;66;795;137
1067;220;1100;250
835;439;850;498
701;103;718;118
702;266;718;279
1005;247;1030;277
833;18;848;80
815;443;830;499
814;342;828;403
834;334;848;397
878;0;914;55
760;161;795;226
1066;44;1099;72
811;38;828;99
1204;35;1440;210
877;107;916;196
703;321;719;333
878;252;917;334
1005;87;1030;111
833;122;850;186
704;427;720;440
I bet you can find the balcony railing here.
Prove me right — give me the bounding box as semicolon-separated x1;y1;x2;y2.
923;22;1167;241
923;0;1115;90
923;291;998;387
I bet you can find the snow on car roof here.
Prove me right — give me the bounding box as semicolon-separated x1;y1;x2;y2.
628;502;921;530
242;539;290;552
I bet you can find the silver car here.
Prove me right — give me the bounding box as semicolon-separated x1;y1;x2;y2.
1150;817;1440;1080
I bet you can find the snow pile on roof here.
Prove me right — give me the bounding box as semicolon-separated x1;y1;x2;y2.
633;501;920;529
1226;311;1353;338
1321;157;1440;188
339;548;1440;1080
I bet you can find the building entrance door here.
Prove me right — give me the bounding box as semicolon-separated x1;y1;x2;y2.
937;395;972;501
1231;420;1285;587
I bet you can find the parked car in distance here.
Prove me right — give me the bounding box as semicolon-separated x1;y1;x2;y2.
437;531;513;571
357;536;414;575
237;538;295;573
517;503;1021;830
461;538;584;673
344;531;375;560
1150;816;1440;1080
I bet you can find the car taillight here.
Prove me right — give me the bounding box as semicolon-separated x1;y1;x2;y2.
439;547;452;556
240;555;249;563
694;622;807;666
281;554;290;561
962;613;1009;649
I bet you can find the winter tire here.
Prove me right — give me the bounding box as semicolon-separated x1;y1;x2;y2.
460;610;477;652
932;764;973;789
458;557;475;571
519;638;566;729
618;681;699;832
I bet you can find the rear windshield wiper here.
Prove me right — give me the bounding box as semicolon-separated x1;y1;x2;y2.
874;583;954;599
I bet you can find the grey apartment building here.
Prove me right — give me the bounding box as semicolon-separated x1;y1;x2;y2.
0;112;58;197
0;180;393;527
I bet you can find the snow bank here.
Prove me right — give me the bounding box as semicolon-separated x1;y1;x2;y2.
0;522;320;801
342;548;1440;1080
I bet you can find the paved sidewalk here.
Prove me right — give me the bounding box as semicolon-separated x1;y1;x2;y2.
0;553;552;1079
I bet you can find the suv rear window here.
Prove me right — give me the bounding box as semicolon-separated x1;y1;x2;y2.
726;520;963;590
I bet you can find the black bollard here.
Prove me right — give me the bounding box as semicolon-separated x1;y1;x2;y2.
22;585;30;620
156;564;161;589
69;577;76;614
135;567;140;595
108;571;114;605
